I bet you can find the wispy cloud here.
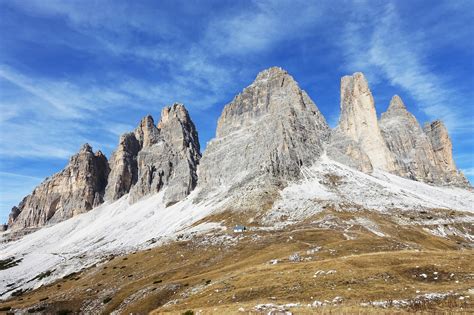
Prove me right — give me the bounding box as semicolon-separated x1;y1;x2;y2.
341;2;474;134
462;168;474;177
0;65;153;158
0;0;472;219
0;171;43;223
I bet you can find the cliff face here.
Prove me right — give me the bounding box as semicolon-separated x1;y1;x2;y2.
104;132;141;201
197;67;330;208
8;144;110;230
423;120;470;187
378;95;469;187
337;73;396;172
8;104;201;230
6;67;470;232
105;104;201;206
379;95;439;183
129;104;201;206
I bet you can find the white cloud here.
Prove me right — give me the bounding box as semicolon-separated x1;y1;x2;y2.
204;1;325;56
341;2;473;135
0;172;44;223
462;168;474;177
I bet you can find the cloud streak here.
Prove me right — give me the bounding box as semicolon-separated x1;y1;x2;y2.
341;2;473;134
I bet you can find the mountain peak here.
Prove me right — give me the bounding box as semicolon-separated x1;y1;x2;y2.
255;66;289;81
9;142;110;230
341;72;369;94
388;95;407;111
139;114;155;127
80;143;93;153
199;66;330;209
159;103;189;127
135;114;159;148
338;72;396;172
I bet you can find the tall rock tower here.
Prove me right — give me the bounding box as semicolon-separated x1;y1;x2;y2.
8;144;110;230
378;95;470;187
337;72;396;172
379;95;439;182
197;67;330;208
423;120;470;187
106;103;201;206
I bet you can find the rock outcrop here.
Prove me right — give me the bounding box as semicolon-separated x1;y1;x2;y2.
379;95;439;182
423;120;470;187
105;104;201;206
379;95;469;187
198;67;330;207
327;129;373;173
129;104;201;206
104;132;141;201
337;72;396;172
5;68;470;233
8;144;110;230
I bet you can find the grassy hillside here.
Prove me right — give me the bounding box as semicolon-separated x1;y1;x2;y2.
1;208;473;314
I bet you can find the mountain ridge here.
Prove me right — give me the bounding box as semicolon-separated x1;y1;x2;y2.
1;67;473;309
5;67;471;231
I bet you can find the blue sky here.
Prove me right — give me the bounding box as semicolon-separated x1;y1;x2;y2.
0;0;473;223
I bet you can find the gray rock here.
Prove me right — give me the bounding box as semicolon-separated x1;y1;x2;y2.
130;104;201;206
105;104;200;206
134;115;160;148
104;115;160;202
423;120;470;187
104;132;141;201
327;128;373;173
338;72;396;172
197;67;330;208
379;96;470;188
379;95;439;182
8;144;110;230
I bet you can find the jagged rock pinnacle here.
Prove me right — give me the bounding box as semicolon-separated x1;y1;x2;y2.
105;104;201;206
198;66;330;210
388;95;406;110
8;144;110;230
337;72;396;172
379;97;470;188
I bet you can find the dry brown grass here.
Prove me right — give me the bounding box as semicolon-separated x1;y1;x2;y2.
1;209;473;314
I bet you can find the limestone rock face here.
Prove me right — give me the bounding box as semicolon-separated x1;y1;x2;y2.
104;132;141;201
130;104;201;206
379;95;439;182
423;120;470;187
379;96;470;187
105;104;201;206
338;73;396;172
134;115;160;148
327;128;373;173
8;144;110;230
198;67;330;206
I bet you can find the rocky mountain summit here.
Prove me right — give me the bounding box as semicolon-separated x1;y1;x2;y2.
128;104;201;205
379;95;469;186
8;144;109;230
4;67;470;231
197;67;330;208
336;72;396;172
7;104;200;230
105;103;201;206
423;120;470;186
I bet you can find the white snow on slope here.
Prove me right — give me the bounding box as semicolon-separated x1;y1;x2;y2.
0;189;226;299
267;154;474;222
1;154;473;299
